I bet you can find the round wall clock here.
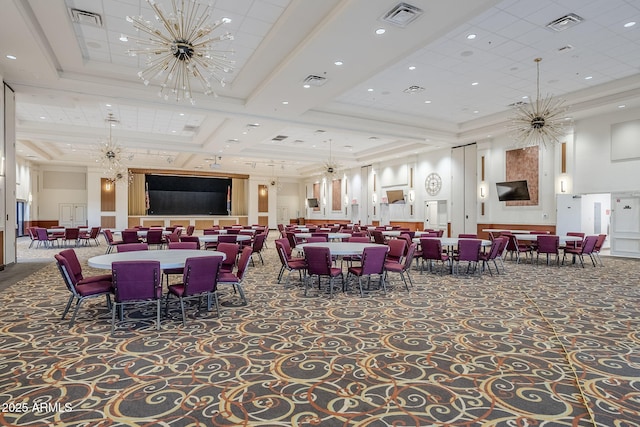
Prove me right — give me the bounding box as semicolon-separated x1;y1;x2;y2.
425;172;442;196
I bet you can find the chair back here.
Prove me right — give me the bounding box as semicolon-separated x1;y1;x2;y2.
594;234;607;251
275;238;292;258
88;226;101;239
218;234;238;244
458;233;477;238
58;249;84;283
180;235;200;244
186;225;195;236
112;260;162;302
226;228;240;235
203;228;219;235
145;229;164;245
182;256;223;296
495;236;508;256
360;246;388;275
387;239;406;261
165;231;180;243
121;230;140;244
402;243;418;269
457;239;481;262
102;229;115;244
304;246;332;276
285;231;297;248
372;230;386;244
54;254;79;291
537;235;559;254
36;227;49;241
275;240;289;266
252;233;267;252
581;235;599;255
168;241;198;250
235;247;253;281
65;227;80;240
420;238;443;260
486;237;506;260
217;242;240;268
117;243;149;252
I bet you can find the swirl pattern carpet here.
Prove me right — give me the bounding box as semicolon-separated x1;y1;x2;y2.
0;236;639;426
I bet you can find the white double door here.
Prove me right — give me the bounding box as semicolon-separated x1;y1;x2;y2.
59;203;87;227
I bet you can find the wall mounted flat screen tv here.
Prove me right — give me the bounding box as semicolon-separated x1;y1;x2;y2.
496;180;531;201
146;174;231;215
307;198;319;208
386;190;405;204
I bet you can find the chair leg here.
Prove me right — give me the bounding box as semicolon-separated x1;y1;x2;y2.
111;303;118;336
61;295;75;321
157;299;162;330
179;298;186;327
69;298;84;328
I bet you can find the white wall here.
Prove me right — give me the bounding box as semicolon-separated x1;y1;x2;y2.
574;106;640;194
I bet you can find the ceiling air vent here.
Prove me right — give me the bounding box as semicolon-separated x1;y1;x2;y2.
271;135;288;142
183;125;199;132
303;75;327;87
69;8;103;27
546;13;583;32
381;2;423;28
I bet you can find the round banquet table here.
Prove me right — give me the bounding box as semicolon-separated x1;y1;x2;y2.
296;242;385;256
217;229;255;234
88;249;225;270
294;232;351;241
514;234;582;245
198;234;251;243
413;237;492;248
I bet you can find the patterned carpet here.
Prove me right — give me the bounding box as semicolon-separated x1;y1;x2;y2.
1;236;639;426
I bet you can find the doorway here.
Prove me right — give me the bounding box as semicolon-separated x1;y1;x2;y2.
16;201;26;237
424;200;448;233
59;204;87;227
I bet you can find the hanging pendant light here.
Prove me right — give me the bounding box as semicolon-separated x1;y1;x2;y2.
510;58;571;148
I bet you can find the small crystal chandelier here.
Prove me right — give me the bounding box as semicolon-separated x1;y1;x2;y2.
510;58;570;148
96;114;131;184
126;0;235;104
323;139;341;179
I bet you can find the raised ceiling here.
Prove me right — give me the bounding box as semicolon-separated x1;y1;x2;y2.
1;0;639;177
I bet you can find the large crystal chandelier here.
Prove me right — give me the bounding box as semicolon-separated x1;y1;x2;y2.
126;0;235;104
510;58;570;148
323;139;341;179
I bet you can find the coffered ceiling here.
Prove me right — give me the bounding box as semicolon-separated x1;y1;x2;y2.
1;0;639;178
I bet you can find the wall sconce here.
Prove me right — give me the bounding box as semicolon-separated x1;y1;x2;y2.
408;190;415;203
322;196;327;206
480;186;485;198
560;179;566;193
28;193;33;204
344;195;349;205
105;180;112;191
372;193;377;204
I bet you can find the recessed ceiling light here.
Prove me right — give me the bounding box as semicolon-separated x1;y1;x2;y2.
179;112;185;116
334;60;343;66
6;54;16;60
408;66;416;70
40;116;46;120
473;110;479;114
466;33;477;40
584;76;593;80
367;88;374;92
105;103;111;107
375;28;386;35
303;84;311;88
618;105;626;109
424;100;431;104
471;82;479;86
119;34;128;42
522;96;529;99
222;17;232;23
624;21;636;28
171;130;176;133
282;101;289;105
